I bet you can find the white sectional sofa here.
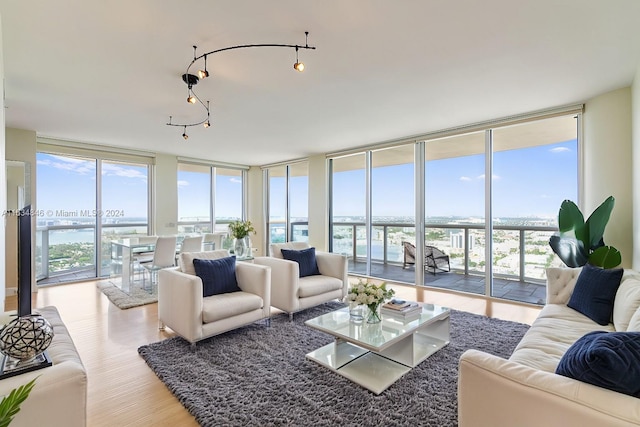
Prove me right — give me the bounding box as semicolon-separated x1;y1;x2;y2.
458;267;640;427
0;306;87;427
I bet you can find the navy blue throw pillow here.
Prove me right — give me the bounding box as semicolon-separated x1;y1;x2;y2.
556;331;640;398
193;257;240;297
567;264;623;326
281;247;321;277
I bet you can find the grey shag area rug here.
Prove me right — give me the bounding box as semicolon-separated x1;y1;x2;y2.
138;302;529;426
97;280;157;309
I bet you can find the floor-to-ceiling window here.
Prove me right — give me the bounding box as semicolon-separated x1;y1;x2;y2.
328;109;580;305
215;167;244;232
177;162;247;235
371;145;415;281
491;115;578;303
177;163;212;234
425;131;486;292
265;162;309;247
289;162;309;242
330;154;367;272
99;161;149;276
36;150;152;284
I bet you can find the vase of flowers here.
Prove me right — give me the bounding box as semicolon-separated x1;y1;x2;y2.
228;220;256;257
345;279;395;324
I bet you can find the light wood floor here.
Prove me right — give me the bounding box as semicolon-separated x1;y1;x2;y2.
5;279;541;427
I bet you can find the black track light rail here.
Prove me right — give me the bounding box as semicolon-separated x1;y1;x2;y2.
186;42;316;75
167;32;315;138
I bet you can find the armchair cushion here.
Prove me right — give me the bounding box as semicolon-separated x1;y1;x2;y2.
281;247;321;277
567;264;623;325
556;331;640;398
298;275;343;298
202;291;264;323
193;257;241;297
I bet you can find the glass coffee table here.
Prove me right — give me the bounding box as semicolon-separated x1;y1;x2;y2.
304;303;450;394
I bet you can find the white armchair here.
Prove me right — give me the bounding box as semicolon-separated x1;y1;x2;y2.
158;250;271;346
254;242;348;320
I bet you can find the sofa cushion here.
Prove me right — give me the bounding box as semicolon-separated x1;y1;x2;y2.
613;272;640;331
202;291;263;323
180;250;229;275
193;257;241;297
509;304;616;372
298;275;343;298
556;331;640;398
281;247;321;277
567;264;623;326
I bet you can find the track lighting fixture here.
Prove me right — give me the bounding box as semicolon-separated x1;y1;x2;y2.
293;47;305;72
167;31;316;139
198;55;210;79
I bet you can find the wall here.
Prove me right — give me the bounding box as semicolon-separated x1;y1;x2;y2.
633;68;640;270
154;153;178;236
5;128;37;296
0;16;5;306
308;155;328;250
247;166;264;256
583;87;633;268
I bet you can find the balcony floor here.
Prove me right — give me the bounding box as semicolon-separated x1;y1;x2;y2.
349;261;546;305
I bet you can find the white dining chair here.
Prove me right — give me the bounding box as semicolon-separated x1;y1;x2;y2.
140;235;177;288
180;235;204;253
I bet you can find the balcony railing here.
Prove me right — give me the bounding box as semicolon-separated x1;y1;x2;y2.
36;222;148;281
331;221;559;283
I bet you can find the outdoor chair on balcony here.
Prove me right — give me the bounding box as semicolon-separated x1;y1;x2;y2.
402;241;451;275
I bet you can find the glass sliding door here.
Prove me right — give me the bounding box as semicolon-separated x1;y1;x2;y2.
36;153;97;283
215;167;243;232
491;115;578;304
331;154;367;275
177;163;211;234
265;162;309;247
99;161;149;276
371;145;415;282
289;163;309;242
424;132;486;294
267;166;287;244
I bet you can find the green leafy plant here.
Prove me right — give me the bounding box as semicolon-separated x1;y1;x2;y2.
0;377;37;427
548;196;621;268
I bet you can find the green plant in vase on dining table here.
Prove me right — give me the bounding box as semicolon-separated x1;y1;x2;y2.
228;220;256;257
346;279;395;323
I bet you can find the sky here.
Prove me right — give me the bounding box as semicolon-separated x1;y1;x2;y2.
332;139;578;219
36;138;578;223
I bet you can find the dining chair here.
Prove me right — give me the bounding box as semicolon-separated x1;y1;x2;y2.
140;235;177;288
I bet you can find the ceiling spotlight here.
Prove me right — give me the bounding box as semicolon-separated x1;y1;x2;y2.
187;94;196;104
182;127;188;140
203;120;210;128
198;55;209;79
293;46;305;72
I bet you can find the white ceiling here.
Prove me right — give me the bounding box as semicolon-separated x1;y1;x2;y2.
1;0;640;166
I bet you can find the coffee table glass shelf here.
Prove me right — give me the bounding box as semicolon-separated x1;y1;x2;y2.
304;303;450;394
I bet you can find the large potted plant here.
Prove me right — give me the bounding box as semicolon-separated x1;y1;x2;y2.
548;196;621;268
